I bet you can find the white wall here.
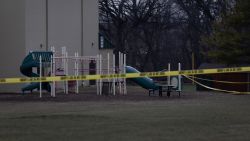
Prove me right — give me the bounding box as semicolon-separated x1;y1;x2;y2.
0;0;26;92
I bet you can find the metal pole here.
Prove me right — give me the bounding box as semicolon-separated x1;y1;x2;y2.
192;52;195;85
50;54;53;97
248;73;250;92
77;52;79;94
100;54;102;95
168;63;171;86
96;55;99;95
119;52;122;94
113;53;116;95
50;47;54;97
74;53;77;93
75;52;79;94
124;53;127;95
178;63;182;91
62;47;66;94
107;53;110;94
39;55;42;98
53;50;56;97
65;51;69;94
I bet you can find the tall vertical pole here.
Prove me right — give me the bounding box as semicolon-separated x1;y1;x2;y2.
168;63;171;86
39;55;42;98
96;55;99;95
50;47;54;97
248;73;250;92
77;52;79;94
107;53;110;94
192;52;195;85
51;47;56;97
113;53;116;95
124;53;127;95
178;63;182;92
100;54;102;95
74;53;77;93
119;52;122;94
53;50;56;97
120;53;124;95
65;51;69;94
62;47;66;94
50;55;54;97
75;52;79;94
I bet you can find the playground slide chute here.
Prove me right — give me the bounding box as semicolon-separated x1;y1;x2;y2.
20;52;53;93
125;66;159;90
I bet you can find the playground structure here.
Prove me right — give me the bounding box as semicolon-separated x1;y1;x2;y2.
49;46;127;97
20;47;127;97
20;47;183;98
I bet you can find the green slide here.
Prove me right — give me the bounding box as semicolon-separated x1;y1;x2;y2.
125;66;159;90
20;52;53;93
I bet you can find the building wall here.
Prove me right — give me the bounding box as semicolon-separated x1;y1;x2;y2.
0;0;26;92
25;0;99;56
0;0;99;92
25;0;47;52
48;0;82;55
82;0;99;56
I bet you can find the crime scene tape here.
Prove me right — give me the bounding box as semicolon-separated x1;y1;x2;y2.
0;66;250;84
183;75;250;95
191;75;250;84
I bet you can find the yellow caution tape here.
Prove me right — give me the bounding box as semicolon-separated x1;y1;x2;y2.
183;75;250;95
191;75;250;84
0;66;250;84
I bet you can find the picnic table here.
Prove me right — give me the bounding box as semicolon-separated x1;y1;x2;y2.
148;83;175;97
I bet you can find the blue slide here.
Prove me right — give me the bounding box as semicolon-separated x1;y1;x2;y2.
125;66;159;90
20;52;53;93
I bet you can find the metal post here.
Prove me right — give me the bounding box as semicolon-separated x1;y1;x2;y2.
74;53;77;93
39;55;42;98
53;51;56;97
113;53;116;95
178;63;182;91
248;73;250;92
62;47;66;94
96;55;99;95
50;47;54;97
118;52;121;94
65;51;69;94
192;52;195;85
50;46;56;97
168;63;171;86
50;55;53;97
124;53;127;95
100;54;102;95
75;52;79;94
77;52;79;94
107;53;110;94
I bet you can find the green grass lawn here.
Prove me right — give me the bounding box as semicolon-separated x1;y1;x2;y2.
0;89;250;141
